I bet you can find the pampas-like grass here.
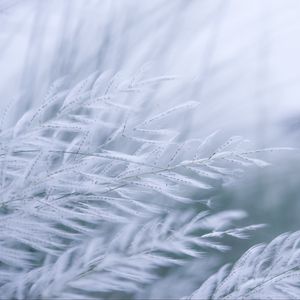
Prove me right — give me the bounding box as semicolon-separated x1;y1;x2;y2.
1;1;300;299
0;71;271;299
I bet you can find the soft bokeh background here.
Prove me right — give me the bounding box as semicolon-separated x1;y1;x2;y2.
1;0;300;297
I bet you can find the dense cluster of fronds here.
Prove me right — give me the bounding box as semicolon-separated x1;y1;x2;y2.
0;71;273;299
1;0;300;299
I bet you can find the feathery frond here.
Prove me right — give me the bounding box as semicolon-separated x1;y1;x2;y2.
185;231;300;300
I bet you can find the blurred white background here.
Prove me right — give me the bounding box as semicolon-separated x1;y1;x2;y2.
1;0;300;137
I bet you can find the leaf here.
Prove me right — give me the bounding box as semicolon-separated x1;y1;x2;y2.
137;101;199;128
